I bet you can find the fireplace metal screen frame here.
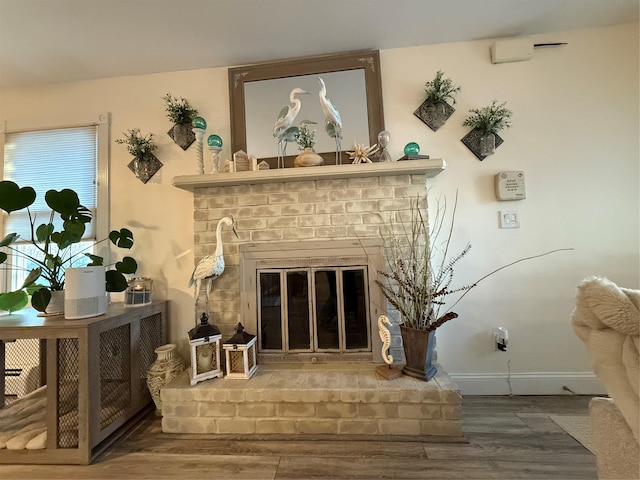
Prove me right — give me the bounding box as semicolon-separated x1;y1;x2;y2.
257;266;372;355
240;238;386;363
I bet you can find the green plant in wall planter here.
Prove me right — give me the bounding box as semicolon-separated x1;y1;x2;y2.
414;70;461;132
0;181;138;314
115;128;163;184
461;100;513;160
164;93;199;150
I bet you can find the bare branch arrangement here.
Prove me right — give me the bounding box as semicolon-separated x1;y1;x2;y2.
376;192;571;332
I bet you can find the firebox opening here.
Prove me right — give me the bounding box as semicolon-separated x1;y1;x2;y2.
258;267;371;354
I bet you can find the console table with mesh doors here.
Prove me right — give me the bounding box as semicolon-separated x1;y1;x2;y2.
0;301;167;464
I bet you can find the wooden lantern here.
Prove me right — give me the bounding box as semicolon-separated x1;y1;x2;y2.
222;323;257;379
188;313;223;386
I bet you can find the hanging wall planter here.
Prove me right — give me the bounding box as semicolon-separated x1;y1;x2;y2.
461;128;504;161
461;101;512;161
128;153;163;184
163;93;199;150
168;123;195;150
414;101;455;131
414;70;461;132
116;128;162;183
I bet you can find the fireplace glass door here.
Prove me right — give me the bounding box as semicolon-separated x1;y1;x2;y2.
258;267;370;354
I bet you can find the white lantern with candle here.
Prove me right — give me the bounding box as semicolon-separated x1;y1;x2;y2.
188;313;223;385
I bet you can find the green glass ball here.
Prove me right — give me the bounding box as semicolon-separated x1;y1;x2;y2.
192;116;207;129
404;142;420;155
207;134;223;148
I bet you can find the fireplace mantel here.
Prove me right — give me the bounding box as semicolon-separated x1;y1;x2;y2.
173;158;445;192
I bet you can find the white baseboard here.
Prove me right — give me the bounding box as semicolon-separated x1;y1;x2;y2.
449;371;607;396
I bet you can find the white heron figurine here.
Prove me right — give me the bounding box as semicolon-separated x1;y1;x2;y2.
188;216;238;313
318;77;343;165
273;87;309;168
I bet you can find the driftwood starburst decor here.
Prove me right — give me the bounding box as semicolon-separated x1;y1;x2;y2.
347;143;379;164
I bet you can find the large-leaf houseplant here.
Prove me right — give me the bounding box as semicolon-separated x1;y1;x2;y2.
377;192;568;380
0;180;138;313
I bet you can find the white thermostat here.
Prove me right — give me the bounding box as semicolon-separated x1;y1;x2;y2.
495;171;526;201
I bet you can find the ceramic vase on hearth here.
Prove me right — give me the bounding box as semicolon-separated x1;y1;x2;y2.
146;343;185;415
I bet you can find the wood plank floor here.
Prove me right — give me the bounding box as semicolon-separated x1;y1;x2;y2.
0;395;596;479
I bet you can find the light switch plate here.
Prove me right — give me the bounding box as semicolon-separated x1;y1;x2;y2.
499;210;520;229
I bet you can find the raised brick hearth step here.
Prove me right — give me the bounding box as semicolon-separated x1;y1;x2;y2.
160;363;463;438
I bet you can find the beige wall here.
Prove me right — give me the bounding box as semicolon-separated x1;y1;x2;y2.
1;23;638;393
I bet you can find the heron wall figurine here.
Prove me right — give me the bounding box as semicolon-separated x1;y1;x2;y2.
188;216;238;316
318;77;343;165
273;87;309;168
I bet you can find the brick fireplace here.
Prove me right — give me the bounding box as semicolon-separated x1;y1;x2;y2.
187;162;442;362
163;161;464;438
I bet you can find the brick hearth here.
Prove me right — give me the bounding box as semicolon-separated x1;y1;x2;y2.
161;363;463;438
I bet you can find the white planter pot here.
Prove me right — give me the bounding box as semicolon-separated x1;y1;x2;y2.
37;290;65;317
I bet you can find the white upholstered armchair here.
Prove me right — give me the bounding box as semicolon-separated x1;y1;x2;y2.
571;276;639;480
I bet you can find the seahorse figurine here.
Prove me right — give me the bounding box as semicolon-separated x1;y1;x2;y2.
378;315;394;365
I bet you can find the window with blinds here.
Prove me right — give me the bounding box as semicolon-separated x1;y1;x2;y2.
3;126;98;241
2;125;100;290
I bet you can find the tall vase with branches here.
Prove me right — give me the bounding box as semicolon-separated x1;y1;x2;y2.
376;191;570;380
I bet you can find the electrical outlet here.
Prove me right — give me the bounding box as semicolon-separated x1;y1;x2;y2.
493;327;509;352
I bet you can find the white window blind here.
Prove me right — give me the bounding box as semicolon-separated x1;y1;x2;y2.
3;126;98;242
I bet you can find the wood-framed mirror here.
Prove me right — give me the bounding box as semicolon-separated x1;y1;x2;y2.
229;50;385;168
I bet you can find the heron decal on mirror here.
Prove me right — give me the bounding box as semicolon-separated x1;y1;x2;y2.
318;77;343;165
273;88;309;168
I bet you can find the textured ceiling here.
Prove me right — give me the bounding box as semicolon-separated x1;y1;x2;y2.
0;0;638;88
